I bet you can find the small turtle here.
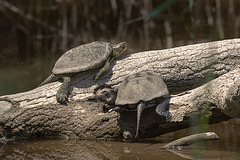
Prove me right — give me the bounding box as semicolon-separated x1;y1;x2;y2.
96;72;171;138
39;41;127;103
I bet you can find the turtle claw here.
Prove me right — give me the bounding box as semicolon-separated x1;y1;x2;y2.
108;106;125;113
56;92;68;103
163;111;172;122
156;108;172;122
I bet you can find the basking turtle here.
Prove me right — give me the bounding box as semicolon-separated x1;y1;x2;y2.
96;72;171;138
39;41;127;103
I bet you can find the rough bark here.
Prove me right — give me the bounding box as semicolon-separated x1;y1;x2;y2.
0;39;240;140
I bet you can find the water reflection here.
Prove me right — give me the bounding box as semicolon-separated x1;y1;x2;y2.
1;138;240;160
0;56;57;96
0;120;239;159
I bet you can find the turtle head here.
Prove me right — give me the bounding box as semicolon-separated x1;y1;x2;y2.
96;87;117;105
112;42;127;58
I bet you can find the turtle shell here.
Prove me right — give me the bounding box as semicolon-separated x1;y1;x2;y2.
52;41;112;74
115;72;169;105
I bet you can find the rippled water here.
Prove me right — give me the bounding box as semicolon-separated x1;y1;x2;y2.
0;119;240;160
1;138;239;160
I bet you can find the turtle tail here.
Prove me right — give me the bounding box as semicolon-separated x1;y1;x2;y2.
39;73;58;87
134;102;146;138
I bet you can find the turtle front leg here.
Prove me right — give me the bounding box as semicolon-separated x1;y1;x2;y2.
94;57;113;81
56;76;71;103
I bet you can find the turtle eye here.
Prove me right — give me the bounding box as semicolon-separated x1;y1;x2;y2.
115;42;127;54
102;91;110;97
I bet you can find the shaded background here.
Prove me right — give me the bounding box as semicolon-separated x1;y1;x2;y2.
0;0;239;96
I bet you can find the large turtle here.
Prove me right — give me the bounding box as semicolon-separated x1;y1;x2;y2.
96;72;171;138
39;41;127;103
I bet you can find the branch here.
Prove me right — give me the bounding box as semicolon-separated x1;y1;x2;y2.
163;132;219;148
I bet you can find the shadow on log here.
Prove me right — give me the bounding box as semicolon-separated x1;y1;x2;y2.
0;39;240;140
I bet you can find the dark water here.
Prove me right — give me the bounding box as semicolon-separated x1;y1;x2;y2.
1;139;240;160
1;0;240;159
0;119;240;160
0;56;56;96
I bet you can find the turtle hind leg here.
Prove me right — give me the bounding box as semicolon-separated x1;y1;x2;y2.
94;57;113;81
155;98;172;122
56;76;71;103
135;102;146;138
39;73;58;86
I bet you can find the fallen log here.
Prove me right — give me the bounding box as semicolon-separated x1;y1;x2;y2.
0;39;240;140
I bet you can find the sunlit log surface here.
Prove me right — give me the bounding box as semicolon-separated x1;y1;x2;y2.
0;39;240;140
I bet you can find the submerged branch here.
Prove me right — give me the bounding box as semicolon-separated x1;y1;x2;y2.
163;132;219;148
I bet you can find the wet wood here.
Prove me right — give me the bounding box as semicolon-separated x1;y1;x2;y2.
0;39;240;140
163;132;219;148
163;132;220;159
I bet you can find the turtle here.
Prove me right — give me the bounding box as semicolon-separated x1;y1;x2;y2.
39;41;127;103
96;72;171;138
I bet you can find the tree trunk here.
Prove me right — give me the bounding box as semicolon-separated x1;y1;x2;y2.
1;39;240;140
